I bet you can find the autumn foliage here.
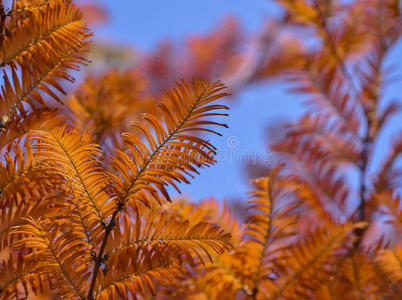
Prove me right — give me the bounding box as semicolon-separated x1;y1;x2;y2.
0;0;401;299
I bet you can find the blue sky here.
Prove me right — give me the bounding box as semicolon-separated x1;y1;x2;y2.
87;0;402;202
92;0;279;50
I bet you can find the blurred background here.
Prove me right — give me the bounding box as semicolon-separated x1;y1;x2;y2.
74;0;402;208
74;0;304;203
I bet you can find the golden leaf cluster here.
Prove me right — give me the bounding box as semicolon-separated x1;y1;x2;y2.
0;0;401;299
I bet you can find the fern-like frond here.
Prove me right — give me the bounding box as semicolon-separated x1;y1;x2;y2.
287;176;336;225
30;126;115;244
85;79;230;300
0;140;57;208
0;31;90;121
0;252;52;299
95;260;184;299
93;211;231;298
272;136;352;220
265;222;365;300
288;58;363;135
242;166;298;298
150;198;243;299
0;0;90;139
3;1;55;41
0;0;89;68
164;197;243;245
162;166;301;299
287;114;362;163
105;211;232;266
111;79;229;209
11;217;91;298
0;192;63;252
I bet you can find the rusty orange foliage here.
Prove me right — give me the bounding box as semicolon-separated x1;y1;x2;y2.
0;0;401;299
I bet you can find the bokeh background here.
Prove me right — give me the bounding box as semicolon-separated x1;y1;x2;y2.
75;0;402;205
